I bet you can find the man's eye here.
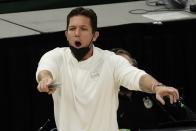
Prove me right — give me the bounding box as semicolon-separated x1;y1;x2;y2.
68;28;75;31
81;28;88;31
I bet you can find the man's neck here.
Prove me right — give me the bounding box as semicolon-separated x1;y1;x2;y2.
83;46;93;60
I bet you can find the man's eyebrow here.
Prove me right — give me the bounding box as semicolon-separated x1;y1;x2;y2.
68;25;89;27
68;25;75;28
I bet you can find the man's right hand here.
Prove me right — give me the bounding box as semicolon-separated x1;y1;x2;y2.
37;77;56;94
37;70;56;94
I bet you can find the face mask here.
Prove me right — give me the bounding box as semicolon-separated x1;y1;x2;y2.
69;41;92;61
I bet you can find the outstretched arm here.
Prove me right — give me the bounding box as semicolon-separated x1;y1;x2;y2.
139;74;179;105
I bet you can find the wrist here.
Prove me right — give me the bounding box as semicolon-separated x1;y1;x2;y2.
151;82;164;93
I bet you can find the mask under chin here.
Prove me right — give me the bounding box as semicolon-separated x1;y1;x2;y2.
69;44;91;61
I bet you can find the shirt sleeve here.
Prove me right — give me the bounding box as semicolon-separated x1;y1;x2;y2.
36;48;61;82
113;55;147;91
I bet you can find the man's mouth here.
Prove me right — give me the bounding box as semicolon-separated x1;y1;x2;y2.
75;41;81;47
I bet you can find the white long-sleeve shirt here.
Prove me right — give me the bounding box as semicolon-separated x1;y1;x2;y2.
36;46;146;131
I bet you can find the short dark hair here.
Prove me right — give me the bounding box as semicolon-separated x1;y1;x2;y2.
111;48;138;67
66;7;97;33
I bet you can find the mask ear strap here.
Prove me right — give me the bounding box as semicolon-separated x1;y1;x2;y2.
88;34;95;48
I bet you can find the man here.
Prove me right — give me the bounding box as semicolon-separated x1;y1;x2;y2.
114;48;196;130
111;48;138;67
112;48;159;130
36;7;179;131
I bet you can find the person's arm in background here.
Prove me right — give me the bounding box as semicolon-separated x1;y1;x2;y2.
37;70;55;95
139;74;179;105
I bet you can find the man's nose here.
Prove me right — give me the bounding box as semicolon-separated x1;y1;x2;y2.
74;28;81;36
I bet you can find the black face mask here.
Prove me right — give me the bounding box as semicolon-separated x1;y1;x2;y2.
69;41;92;61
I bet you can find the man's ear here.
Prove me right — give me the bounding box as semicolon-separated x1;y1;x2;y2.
65;31;69;41
93;31;99;42
65;31;68;38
